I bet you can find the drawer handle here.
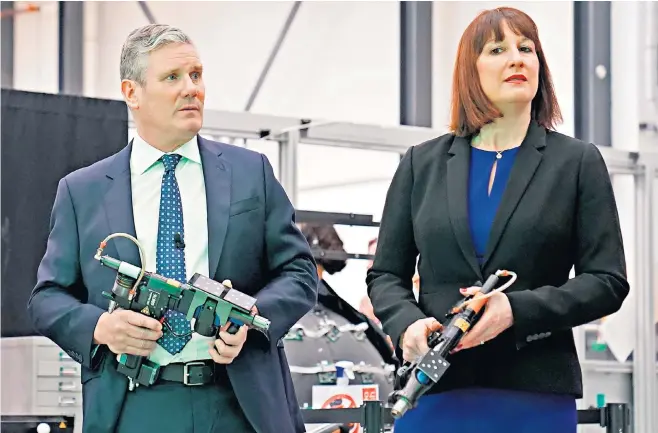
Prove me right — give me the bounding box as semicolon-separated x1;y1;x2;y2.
59;366;78;376
58;396;77;406
58;381;77;391
58;351;72;360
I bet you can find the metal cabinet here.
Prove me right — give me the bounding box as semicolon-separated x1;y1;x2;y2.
1;336;82;433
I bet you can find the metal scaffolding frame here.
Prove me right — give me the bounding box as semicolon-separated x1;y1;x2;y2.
400;0;433;127
129;107;657;432
1;1;15;89
58;1;84;95
574;1;612;147
633;159;656;433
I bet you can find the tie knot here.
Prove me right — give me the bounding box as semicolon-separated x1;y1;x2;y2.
161;154;182;173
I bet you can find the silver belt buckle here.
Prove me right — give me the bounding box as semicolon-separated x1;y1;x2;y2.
183;361;207;386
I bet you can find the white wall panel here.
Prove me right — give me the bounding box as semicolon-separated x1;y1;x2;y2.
91;1;399;126
12;1;59;94
88;0;401;200
297;144;400;195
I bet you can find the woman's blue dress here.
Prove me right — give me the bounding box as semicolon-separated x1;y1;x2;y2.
393;146;577;433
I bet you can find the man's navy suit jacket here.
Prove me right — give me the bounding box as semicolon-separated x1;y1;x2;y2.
27;136;319;433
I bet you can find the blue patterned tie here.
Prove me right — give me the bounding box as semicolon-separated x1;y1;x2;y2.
155;154;192;355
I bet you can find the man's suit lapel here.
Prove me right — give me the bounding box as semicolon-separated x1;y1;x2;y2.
447;136;483;279
198;136;231;280
103;142;141;267
482;121;546;268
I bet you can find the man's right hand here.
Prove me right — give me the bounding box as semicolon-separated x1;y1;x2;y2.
400;317;443;363
93;310;163;356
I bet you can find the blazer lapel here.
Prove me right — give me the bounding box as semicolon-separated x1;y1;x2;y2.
482;121;546;268
103;142;141;267
447;136;483;279
198;136;231;280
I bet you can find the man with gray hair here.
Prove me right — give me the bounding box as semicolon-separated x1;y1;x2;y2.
28;24;318;433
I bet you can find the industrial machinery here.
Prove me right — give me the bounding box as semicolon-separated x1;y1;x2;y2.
388;269;517;418
94;233;270;390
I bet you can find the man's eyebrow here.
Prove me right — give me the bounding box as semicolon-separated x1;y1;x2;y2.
161;63;203;76
161;68;179;76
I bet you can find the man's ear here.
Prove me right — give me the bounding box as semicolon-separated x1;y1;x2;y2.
121;79;140;109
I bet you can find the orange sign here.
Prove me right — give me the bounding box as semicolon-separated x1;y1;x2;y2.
313;384;380;433
362;387;377;401
322;394;359;433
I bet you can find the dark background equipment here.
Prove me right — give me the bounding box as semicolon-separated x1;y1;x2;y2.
1;89;128;338
0;415;75;433
296;210;380;227
296;210;379;263
284;290;396;408
290;210;395;430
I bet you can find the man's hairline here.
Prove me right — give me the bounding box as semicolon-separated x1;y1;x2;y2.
126;40;199;88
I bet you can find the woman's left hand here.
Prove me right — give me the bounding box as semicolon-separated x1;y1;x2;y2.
453;287;514;352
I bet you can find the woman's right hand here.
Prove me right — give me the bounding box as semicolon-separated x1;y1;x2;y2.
400;317;443;362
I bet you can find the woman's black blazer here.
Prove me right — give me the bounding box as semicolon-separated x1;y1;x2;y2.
366;120;630;397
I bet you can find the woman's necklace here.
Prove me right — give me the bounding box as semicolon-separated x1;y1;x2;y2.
472;135;504;159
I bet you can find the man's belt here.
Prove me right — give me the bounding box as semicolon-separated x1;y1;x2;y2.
159;360;218;386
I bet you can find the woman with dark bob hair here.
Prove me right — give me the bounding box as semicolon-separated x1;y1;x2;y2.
367;7;628;433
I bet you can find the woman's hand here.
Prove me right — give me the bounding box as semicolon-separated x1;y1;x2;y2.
453;287;514;352
400;317;443;362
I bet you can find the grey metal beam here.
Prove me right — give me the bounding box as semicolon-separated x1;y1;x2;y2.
58;1;84;95
574;1;611;146
137;1;156;24
400;1;432;127
279;130;299;206
244;1;302;112
1;1;14;88
128;108;654;172
633;163;657;433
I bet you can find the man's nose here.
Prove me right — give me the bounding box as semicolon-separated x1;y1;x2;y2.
182;76;199;98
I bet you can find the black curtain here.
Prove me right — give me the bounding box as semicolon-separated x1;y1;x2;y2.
1;89;128;337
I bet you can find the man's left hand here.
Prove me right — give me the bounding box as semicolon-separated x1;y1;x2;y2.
207;279;257;364
209;323;248;364
453;287;514;352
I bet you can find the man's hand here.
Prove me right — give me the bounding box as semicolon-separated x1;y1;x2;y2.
209;323;248;364
93;310;163;356
208;279;250;364
400;317;443;363
453;287;514;352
